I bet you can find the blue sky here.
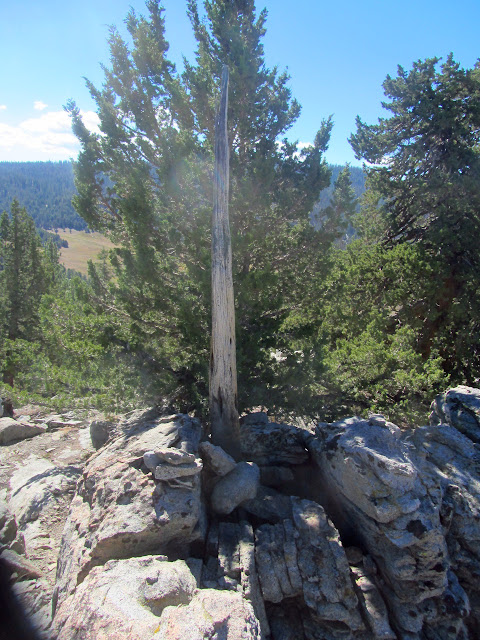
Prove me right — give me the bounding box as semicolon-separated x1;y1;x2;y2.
1;0;478;165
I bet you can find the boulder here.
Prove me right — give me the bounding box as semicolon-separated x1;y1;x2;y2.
12;577;54;639
210;461;260;514
54;411;206;610
9;458;81;530
310;416;451;635
430;385;480;442
0;417;47;445
242;485;293;523
89;419;116;449
0;493;17;547
411;422;480;635
8;457;82;583
200;520;269;636
239;413;309;465
254;497;364;635
54;555;197;640
199;440;237;476
258;465;295;489
350;558;396;639
153;588;261;639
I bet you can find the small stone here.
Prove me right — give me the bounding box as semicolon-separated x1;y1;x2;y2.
90;419;115;449
0;418;47;445
154;459;202;481
211;462;260;515
143;450;159;471
155;448;196;465
199;441;236;476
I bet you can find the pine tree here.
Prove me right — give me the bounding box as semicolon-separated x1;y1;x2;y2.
315;164;357;246
350;55;480;382
350;55;480;252
0;200;45;342
66;0;333;414
0;200;46;386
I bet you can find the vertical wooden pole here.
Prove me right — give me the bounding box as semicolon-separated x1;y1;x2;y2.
210;65;241;458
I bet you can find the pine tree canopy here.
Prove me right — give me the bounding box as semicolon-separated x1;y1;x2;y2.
0;200;45;343
350;55;480;261
65;0;334;413
349;54;480;385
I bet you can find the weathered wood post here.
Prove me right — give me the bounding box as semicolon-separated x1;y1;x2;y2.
210;65;241;458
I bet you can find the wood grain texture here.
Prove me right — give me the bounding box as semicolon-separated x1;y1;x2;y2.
210;65;241;458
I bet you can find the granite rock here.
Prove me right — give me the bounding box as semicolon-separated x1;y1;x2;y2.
199;440;237;476
239;414;308;466
430;385;480;442
153;588;261;640
0;418;47;445
54;555;197;640
54;411;206;610
311;416;450;635
211;461;260;515
89;419;116;449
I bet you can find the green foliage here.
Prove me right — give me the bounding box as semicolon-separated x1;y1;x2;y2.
0;200;45;344
350;55;480;385
350;55;480;252
314;164;358;245
66;0;334;415
5;13;474;428
0;161;85;230
315;241;449;423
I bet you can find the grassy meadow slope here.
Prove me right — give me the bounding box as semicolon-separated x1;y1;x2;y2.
56;229;117;275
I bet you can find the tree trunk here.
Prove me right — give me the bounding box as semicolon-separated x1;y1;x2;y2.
210;65;241;458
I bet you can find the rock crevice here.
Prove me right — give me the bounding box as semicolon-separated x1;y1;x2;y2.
2;387;480;639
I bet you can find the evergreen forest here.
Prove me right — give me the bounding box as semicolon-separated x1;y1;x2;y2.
0;161;86;231
1;0;479;427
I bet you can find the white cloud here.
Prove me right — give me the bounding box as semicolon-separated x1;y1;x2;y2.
0;109;100;161
80;110;101;134
0;105;6;111
33;101;48;111
21;110;71;133
277;139;314;159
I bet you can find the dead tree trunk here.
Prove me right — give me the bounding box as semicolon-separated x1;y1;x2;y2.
210;65;241;459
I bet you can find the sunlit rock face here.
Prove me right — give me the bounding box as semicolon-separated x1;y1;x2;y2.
54;410;206;612
4;388;480;639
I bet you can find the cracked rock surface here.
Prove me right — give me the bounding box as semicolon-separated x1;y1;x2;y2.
3;390;480;639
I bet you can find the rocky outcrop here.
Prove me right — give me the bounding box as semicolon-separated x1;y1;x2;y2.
54;410;206;611
430;385;480;442
3;390;480;639
410;420;480;637
54;555;198;640
0;411;94;637
239;412;309;465
304;414;464;637
0;417;47;445
255;497;364;636
154;588;261;639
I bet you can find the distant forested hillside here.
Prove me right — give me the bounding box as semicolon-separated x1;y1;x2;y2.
0;161;364;232
0;161;86;230
316;164;365;209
